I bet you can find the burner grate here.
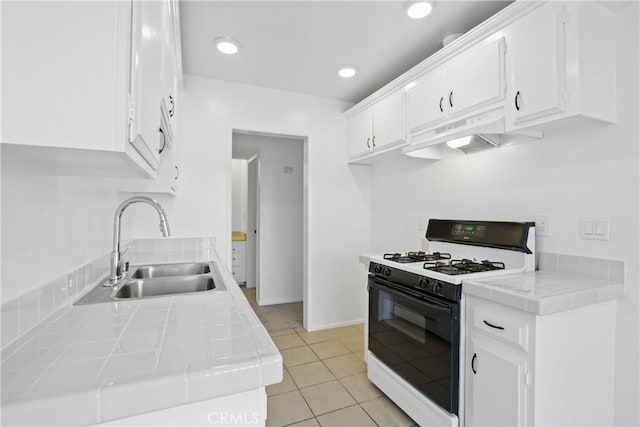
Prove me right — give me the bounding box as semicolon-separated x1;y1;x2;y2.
423;258;506;275
384;251;452;263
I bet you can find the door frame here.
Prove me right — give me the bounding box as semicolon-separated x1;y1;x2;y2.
228;127;309;329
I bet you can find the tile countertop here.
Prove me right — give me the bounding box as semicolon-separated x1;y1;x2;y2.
463;271;624;315
0;246;282;426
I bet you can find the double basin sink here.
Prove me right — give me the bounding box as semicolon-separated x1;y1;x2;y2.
75;261;221;305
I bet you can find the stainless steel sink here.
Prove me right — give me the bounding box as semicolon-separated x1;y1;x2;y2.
112;275;216;299
74;261;222;305
130;262;211;278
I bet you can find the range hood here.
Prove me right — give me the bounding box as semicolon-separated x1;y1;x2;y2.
403;107;542;160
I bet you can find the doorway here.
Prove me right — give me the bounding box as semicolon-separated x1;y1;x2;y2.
231;130;305;330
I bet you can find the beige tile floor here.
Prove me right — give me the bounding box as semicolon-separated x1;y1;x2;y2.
240;287;418;427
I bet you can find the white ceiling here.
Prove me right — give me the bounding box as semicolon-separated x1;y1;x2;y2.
180;1;512;104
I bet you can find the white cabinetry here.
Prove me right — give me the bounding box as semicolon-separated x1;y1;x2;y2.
1;0;181;178
232;241;247;284
407;38;505;137
347;90;406;162
464;295;616;427
504;1;616;130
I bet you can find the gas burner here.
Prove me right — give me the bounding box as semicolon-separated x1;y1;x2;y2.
384;251;451;263
423;258;506;275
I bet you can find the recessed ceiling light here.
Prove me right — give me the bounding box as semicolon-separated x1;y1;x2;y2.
215;36;240;55
407;2;433;19
338;66;357;78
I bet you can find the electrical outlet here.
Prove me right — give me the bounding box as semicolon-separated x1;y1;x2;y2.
535;214;550;236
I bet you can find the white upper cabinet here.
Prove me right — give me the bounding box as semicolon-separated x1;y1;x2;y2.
505;2;566;126
447;38;505;118
504;1;616;130
1;0;181;178
407;67;448;134
347;107;374;159
406;38;505;136
347;90;406;162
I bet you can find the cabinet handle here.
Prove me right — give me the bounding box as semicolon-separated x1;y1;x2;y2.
158;128;166;154
372;136;376;148
366;137;371;149
515;91;521;111
174;165;179;180
471;353;477;374
449;91;454;108
439;97;444;113
483;320;505;330
168;95;175;117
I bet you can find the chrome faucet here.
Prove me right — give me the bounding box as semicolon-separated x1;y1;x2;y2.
104;196;171;287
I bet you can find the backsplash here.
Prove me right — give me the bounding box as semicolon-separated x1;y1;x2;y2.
0;237;216;351
538;252;625;283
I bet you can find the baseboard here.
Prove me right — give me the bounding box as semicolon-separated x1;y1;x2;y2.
257;296;302;306
305;318;364;332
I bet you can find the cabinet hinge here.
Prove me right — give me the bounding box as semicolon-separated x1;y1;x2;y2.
128;99;136;121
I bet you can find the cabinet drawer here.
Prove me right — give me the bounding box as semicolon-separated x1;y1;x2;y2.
468;299;532;352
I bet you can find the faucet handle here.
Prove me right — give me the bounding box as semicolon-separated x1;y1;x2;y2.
123;261;130;274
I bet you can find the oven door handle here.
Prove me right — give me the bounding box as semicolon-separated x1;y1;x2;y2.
368;278;452;316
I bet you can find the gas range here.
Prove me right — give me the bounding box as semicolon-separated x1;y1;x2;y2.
369;219;536;299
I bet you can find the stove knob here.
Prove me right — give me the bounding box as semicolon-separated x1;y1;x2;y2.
374;265;383;274
419;278;429;289
432;282;442;293
383;267;391;277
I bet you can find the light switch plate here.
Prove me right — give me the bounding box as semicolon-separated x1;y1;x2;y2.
581;217;610;241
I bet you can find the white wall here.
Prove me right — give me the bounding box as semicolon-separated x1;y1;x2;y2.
370;4;639;424
134;77;372;330
233;133;304;305
0;145;134;304
231;159;248;232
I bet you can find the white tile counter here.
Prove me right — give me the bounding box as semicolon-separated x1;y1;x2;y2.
463;270;624;315
0;240;282;426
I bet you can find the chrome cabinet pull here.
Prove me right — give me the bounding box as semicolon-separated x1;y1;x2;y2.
439;96;444;112
366;137;371;149
515;91;521;111
471;353;477;374
174;165;179;180
372;135;376;148
158;128;166;154
449;91;454;108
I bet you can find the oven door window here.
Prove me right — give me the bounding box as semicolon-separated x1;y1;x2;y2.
368;279;458;414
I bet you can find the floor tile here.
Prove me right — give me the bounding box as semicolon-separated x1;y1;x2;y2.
360;395;415;427
267;368;297;396
288;361;335;389
339;373;382;402
354;351;367;364
300;380;356;416
273;333;306;350
317;405;376;427
353;323;365;333
281;346;319;368
309;340;350;359
340;334;364;353
266;390;314;427
269;328;297;337
323;354;366;378
287;418;320;427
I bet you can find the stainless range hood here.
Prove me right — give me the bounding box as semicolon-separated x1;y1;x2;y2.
403;107;543;159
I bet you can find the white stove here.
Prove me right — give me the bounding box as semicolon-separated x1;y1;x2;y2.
366;219;535;427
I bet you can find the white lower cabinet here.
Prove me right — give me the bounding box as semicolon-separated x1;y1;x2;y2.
232;241;247;284
464;296;616;426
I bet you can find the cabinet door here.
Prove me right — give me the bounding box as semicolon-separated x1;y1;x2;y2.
371;90;406;149
129;0;165;170
448;38;506;118
406;67;449;133
465;336;529;427
347;108;373;158
506;3;565;126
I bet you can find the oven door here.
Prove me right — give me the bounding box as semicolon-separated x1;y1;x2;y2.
368;275;460;415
